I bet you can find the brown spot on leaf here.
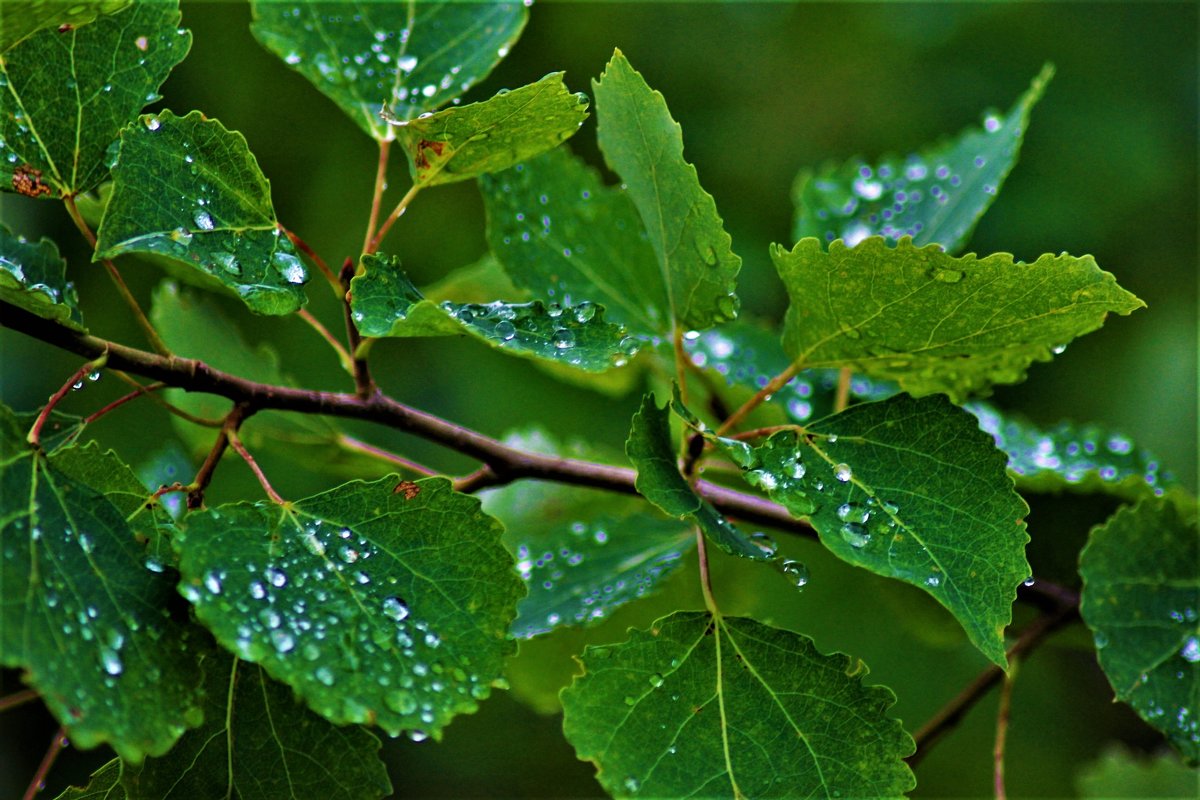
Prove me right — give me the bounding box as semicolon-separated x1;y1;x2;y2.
58;23;74;33
393;480;421;500
413;139;445;170
12;165;53;198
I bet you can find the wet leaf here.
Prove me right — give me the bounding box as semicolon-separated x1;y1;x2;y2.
561;611;915;799
1079;499;1200;763
0;0;190;198
0;404;203;762
774;236;1144;401
794;65;1053;252
0;223;85;331
1075;746;1200;798
96;110;308;315
388;71;588;187
351;253;633;372
174;477;523;740
250;0;527;140
0;0;131;53
593;50;740;331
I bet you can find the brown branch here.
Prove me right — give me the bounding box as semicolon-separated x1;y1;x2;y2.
0;688;39;714
187;403;254;510
993;662;1018;800
23;727;67;800
339;258;375;397
337;434;438;476
228;429;285;504
83;381;166;425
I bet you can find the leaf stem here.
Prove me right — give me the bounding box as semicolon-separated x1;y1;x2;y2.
833;366;852;413
109;370;223;428
339;258;376;397
187;403;254;510
27;352;107;447
0;688;39;714
715;361;800;436
228;428;286;505
83;381;166;425
22;727;67;800
362;139;392;255
993;661;1018;800
368;182;420;255
282;226;340;296
297;308;355;376
337;434;437;475
725;424;805;442
63;195;171;356
695;527;719;614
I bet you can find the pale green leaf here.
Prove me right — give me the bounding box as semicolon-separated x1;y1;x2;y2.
1075;746;1200;798
0;0;190;198
388;71;588;187
0;223;85;331
1079;500;1200;763
794;65;1053;252
250;0;527;140
421;252;526;305
560;611;916;799
96;111;308;316
0;0;131;54
593;50;740;331
174;477;523;740
775;236;1145;401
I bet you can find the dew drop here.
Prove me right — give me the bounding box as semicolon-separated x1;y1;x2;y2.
780;559;809;589
315;666;335;685
840;523;870;548
1182;636;1200;663
833;463;853;482
203;572;223;594
495;320;516;341
266;567;288;588
383;596;410;622
193;210;214;231
648;673;665;688
551;329;575;350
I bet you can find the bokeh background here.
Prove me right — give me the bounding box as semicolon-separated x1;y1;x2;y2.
2;1;1196;797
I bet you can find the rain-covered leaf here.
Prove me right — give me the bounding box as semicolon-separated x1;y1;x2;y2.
794;65;1053;252
0;0;131;53
1079;499;1200;763
481;146;666;337
775;236;1144;401
627;394;777;562
0;405;202;762
174;476;522;740
351;252;634;372
387;71;588;187
968;402;1181;503
593;50;740;331
1075;746;1200;798
250;0;527;140
0;0;190;198
95;110;308;316
0;223;85;331
561;611;916;799
702;393;1029;666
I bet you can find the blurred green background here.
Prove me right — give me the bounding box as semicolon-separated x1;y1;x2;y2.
1;1;1196;797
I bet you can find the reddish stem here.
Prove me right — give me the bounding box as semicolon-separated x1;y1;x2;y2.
228;429;285;505
83;381;166;425
22;727;67;800
27;356;105;447
0;689;39;714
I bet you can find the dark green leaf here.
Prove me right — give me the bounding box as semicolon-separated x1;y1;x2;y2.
388;71;588;187
0;0;131;53
96;111;308;315
250;0;527;140
54;759;125;800
174;477;522;740
593;51;740;331
775;236;1145;401
794;65;1053;252
1079;499;1200;763
1076;746;1200;798
561;611;915;799
0;405;203;762
0;1;190;198
351;253;634;372
0;223;84;330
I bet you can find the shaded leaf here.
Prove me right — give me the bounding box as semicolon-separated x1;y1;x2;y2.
481;146;666;337
250;0;527;140
0;1;190;198
1079;499;1200;763
388;71;588;186
351;252;633;372
775;236;1144;401
174;477;522;740
421;252;526;305
794;65;1053;252
96;111;308;315
561;611;915;799
593;50;740;331
1075;746;1200;798
0;223;84;330
0;0;131;53
53;759;125;800
0;405;202;762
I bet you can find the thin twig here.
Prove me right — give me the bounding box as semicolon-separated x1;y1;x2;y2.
362;139;392;255
338;434;438;475
452;465;498;493
27;354;106;446
83;381;166;425
368;183;420;254
993;661;1018;800
716;361;800;436
228;429;285;505
110;370;223;428
340;258;375;397
0;689;39;714
283;226;340;295
187;403;253;510
297;309;355;375
22;727;67;800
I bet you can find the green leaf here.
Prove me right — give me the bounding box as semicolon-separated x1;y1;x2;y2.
593;50;740;331
713;393;1030;666
560;611;915;799
174;476;523;740
481;146;666;337
351;253;634;372
54;759;125;800
0;0;131;54
0;0;190;198
0;223;85;331
775;236;1145;401
794;65;1053;252
250;0;527;141
387;71;588;187
1076;746;1200;798
0;405;203;762
95;110;308;316
421;252;527;305
1079;499;1200;763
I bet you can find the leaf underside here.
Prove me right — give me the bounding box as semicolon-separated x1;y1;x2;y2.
0;223;85;330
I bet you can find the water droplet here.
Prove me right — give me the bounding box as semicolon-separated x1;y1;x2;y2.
1092;630;1109;649
1182;636;1200;663
143;115;161;131
833;463;853;482
748;532;777;558
648;673;665;688
397;54;418;73
619;336;641;357
780;560;809;589
100;649;123;676
623;777;640;793
144;557;165;573
840;523;870;548
551;329;575;350
271;629;295;653
315;666;335;686
383;596;410;622
1023;577;1035;587
574;303;596;323
984;114;1002;133
494;320;516;341
408;729;429;742
203;572;223;594
925;573;942;588
836;503;869;524
193;210;214;231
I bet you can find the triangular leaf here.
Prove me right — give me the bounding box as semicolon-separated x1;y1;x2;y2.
0;0;131;54
0;223;85;331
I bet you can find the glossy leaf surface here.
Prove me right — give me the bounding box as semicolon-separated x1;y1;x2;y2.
175;477;522;739
96;111;308;315
775;236;1144;401
0;223;84;330
250;0;527;140
388;71;588;186
794;65;1053;252
0;0;189;198
0;0;131;53
593;51;740;331
1079;500;1200;762
351;253;632;372
561;611;915;799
